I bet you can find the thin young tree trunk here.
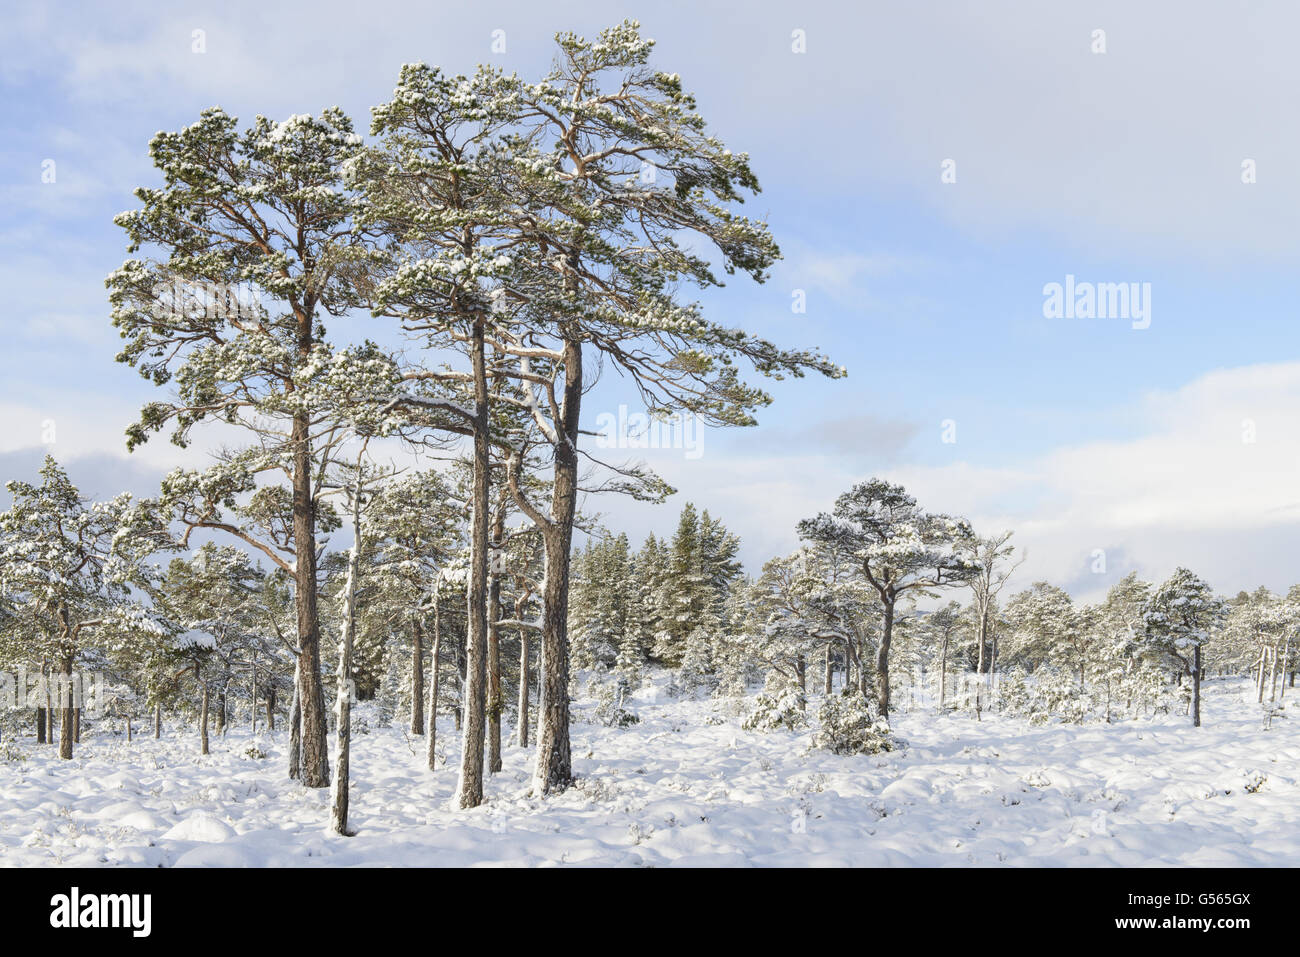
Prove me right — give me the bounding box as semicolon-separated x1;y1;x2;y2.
427;596;441;772
126;717;132;742
288;669;302;780
823;646;833;695
74;705;81;745
410;616;425;736
939;635;949;710
1191;646;1202;728
200;683;210;755
36;705;46;744
1268;644;1280;703
487;499;505;773
154;702;161;739
250;661;257;734
517;622;530;748
331;462;365;837
456;315;491;809
267;686;276;731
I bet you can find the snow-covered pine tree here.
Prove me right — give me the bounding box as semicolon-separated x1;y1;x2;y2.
1141;568;1226;727
0;457;170;758
798;479;977;717
108;107;392;788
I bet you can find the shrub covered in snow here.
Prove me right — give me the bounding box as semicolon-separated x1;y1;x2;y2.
814;690;897;755
592;676;640;728
742;686;807;732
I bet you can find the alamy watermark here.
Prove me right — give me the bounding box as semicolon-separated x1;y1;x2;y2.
1;668;106;713
594;404;704;460
1042;274;1151;329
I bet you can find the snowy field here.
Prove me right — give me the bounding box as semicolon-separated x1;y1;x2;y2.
1;677;1296;867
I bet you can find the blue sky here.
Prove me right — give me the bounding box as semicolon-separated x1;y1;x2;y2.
4;0;1300;600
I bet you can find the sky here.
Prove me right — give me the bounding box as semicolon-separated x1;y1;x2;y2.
3;0;1299;603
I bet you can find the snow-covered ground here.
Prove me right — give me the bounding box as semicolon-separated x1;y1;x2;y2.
1;677;1296;867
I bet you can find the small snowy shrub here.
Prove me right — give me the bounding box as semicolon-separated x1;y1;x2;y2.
742;687;807;732
676;633;720;696
1036;669;1087;724
593;677;639;728
997;667;1032;715
243;745;267;760
814;691;896;755
0;740;26;765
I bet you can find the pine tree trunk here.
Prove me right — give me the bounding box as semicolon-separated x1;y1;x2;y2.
876;599;895;718
1268;645;1280;703
200;683;210;755
58;656;74;760
533;330;581;796
1191;646;1202;728
331;471;363;837
823;646;833;695
517;624;530;748
126;717;132;742
487;501;505;773
410;615;425;736
36;706;46;744
456;316;491;809
154;702;161;739
267;687;276;732
288;671;302;779
939;636;949;710
74;706;81;744
427;597;441;772
291;410;329;788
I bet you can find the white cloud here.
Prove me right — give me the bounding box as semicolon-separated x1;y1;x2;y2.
600;361;1300;602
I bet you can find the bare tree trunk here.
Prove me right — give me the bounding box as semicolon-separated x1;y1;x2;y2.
74;705;81;745
517;622;530;748
1256;646;1267;702
267;686;276;732
36;706;46;744
200;683;210;755
487;501;505;774
291;410;329;788
1268;644;1280;703
331;463;364;837
154;702;161;739
126;717;132;742
532;331;581;797
877;599;895;718
456;316;491;809
250;662;258;734
939;635;950;710
410;616;425;736
823;646;833;695
1191;646;1202;728
58;656;74;760
215;684;226;736
288;669;302;779
427;596;441;772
